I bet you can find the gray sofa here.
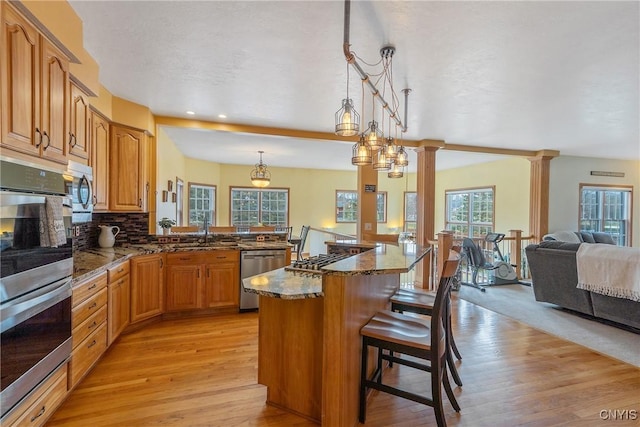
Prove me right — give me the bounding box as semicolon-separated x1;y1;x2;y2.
525;240;640;330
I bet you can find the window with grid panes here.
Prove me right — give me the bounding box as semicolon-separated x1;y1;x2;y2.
336;191;387;223
404;192;417;231
230;188;288;226
189;183;216;227
445;187;494;238
580;185;632;246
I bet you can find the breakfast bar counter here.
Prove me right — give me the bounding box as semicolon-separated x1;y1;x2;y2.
242;243;430;426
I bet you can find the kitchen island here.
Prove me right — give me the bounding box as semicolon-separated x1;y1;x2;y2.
242;243;430;426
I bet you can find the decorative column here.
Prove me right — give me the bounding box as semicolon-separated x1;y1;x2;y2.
414;142;442;289
357;163;378;240
528;151;557;242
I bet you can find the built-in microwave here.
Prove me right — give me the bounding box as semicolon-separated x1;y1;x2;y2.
66;160;93;223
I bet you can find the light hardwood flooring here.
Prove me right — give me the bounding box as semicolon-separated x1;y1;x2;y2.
46;297;640;427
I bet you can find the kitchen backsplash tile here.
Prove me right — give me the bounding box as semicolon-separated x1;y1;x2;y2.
73;212;150;252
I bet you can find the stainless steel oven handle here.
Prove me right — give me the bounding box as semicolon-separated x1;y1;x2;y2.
0;278;72;333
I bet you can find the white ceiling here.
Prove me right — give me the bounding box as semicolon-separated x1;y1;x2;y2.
68;0;639;172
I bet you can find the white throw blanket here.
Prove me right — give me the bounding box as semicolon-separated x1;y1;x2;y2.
576;244;640;302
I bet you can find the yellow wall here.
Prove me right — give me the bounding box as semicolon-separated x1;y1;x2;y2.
111;97;155;134
89;85;113;119
435;157;531;236
549;156;640;247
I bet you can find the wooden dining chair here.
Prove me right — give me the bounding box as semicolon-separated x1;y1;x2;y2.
389;248;464;388
208;226;235;233
250;226;276;232
170;226;199;233
359;257;462;427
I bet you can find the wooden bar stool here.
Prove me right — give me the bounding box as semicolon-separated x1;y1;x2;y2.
359;258;461;427
390;286;463;388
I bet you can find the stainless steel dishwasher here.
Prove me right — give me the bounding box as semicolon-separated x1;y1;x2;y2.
240;250;287;311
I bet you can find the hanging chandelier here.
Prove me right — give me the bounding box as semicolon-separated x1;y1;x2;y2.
340;0;410;177
250;151;271;188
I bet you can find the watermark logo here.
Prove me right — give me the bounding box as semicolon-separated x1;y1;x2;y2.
599;409;638;421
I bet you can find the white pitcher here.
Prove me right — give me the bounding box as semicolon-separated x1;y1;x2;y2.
98;225;120;248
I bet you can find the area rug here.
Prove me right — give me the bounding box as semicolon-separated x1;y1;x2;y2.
456;284;640;367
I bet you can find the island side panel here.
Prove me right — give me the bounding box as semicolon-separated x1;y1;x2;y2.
257;295;324;422
321;272;400;426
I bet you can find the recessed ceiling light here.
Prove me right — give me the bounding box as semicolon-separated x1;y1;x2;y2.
218;114;227;119
186;111;195;115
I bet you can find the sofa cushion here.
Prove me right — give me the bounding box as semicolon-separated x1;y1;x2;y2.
592;232;616;245
538;241;582;251
579;232;596;243
542;230;582;243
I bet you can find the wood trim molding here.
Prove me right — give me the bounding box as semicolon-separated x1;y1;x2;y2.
414;146;438;288
528;155;555;242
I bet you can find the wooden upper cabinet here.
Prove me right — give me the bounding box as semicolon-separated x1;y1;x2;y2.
90;110;109;211
68;83;90;164
1;4;40;156
1;3;70;166
109;124;148;211
39;39;69;164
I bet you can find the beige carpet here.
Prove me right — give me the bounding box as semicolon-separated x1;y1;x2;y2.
457;284;640;367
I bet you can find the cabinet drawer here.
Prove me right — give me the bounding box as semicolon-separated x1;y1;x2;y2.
68;323;107;389
4;363;68;427
72;305;107;348
72;287;108;329
167;252;207;265
208;250;239;262
107;261;130;282
72;272;107;307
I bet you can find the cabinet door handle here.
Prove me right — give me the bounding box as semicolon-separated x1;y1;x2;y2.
89;302;97;309
88;284;97;290
87;339;97;349
92;194;98;206
69;132;76;147
35;128;43;148
88;321;98;330
42;131;50;150
30;406;46;422
159;259;163;268
139;198;142;208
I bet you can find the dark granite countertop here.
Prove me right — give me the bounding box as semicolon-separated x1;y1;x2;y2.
242;243;431;300
73;241;293;283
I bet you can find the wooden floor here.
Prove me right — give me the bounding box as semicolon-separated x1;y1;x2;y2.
46;297;640;427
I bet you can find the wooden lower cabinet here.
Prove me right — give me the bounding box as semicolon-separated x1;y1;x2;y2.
165;251;239;312
130;253;164;323
69;272;108;390
1;364;68;427
107;260;130;345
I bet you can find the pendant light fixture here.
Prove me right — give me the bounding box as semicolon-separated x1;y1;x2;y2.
250;151;271;188
388;162;404;178
394;146;408;166
335;62;360;136
373;147;391;170
351;134;372;166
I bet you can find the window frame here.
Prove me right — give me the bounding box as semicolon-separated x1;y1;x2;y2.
188;182;216;227
335;190;387;223
444;186;495;238
175;177;184;226
403;191;417;232
579;183;633;246
229;186;290;227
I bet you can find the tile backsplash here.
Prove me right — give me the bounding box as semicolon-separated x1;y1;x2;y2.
73;212;150;252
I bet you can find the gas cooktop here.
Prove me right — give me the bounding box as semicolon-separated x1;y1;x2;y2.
285;253;352;274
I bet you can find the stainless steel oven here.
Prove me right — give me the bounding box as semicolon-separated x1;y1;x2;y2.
0;157;73;418
66;160;93;223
